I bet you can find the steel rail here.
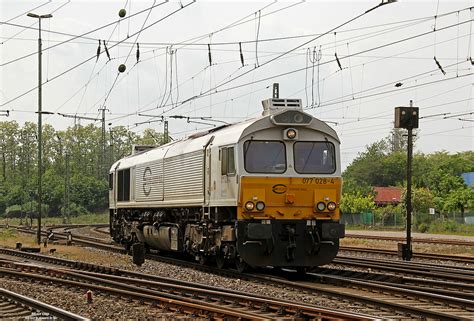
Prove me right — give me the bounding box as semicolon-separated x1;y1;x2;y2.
69;268;376;320
345;233;474;246
0;261;373;321
253;273;474;320
340;246;474;263
333;256;474;282
0;266;267;320
0;287;88;320
0;247;470;320
8;226;474;319
312;266;474;300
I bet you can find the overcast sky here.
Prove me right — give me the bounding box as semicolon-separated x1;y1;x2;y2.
1;0;473;170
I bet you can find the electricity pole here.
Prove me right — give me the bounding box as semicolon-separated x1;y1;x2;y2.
108;124;114;168
65;152;70;224
164;120;169;144
27;12;53;244
56;135;70;224
99;107;109;178
395;100;419;261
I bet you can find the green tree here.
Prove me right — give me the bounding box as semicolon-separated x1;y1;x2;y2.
411;187;434;215
0;120;170;216
138;128;166;145
443;187;474;218
374;203;403;225
340;192;376;214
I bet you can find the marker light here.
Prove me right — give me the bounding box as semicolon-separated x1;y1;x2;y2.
256;201;266;211
327;202;337;211
316;202;326;211
245;201;255;211
286;128;297;139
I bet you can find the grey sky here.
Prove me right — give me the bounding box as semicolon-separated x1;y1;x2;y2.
1;0;473;170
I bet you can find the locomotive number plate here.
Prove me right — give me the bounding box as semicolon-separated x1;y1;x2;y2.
301;177;335;184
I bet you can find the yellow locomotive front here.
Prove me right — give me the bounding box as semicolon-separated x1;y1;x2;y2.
235;98;344;269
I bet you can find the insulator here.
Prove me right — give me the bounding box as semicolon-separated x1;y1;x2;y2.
103;40;111;61
335;53;342;70
136;43;140;62
434;56;446;75
96;39;101;62
239;42;244;67
208;44;212;66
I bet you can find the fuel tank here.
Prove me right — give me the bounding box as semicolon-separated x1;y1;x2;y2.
142;225;181;251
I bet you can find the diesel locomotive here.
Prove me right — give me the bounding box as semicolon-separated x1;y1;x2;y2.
109;96;345;271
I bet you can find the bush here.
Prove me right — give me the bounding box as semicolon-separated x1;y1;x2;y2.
0;228;17;240
416;223;429;233
414;212;432;226
62;202;89;217
442;220;458;232
427;219;462;233
5;204;22;218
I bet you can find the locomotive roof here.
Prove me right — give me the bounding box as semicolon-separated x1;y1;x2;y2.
110;112;339;171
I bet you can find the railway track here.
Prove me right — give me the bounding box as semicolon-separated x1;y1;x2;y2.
340;246;474;264
0;254;374;320
345;233;474;247
332;255;474;282
0;286;87;320
2;245;474;320
9;225;474;319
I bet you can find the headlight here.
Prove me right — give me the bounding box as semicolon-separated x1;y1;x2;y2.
316;202;326;211
294;113;304;123
286;128;297;139
256;201;265;211
327;202;337;211
244;201;255;211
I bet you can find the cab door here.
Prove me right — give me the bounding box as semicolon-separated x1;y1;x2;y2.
219;146;237;202
204;136;215;207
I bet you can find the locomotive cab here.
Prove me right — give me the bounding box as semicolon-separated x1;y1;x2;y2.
234;98;344;268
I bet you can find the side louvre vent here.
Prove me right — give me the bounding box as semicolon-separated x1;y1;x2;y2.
262;98;302;116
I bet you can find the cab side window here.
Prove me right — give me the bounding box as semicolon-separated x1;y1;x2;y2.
117;168;130;201
221;147;236;175
108;173;114;190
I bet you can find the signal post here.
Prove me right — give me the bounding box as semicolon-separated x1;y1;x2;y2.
395;100;419;261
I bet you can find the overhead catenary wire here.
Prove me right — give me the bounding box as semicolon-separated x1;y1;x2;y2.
3;0;51;23
317;59;467;109
255;9;261;67
184;18;474;109
2;0;470;151
0;0;193;108
3;0;470;117
87;18;474;129
4;5;467;49
182;1;401;106
108;44;472;129
0;0;169;67
111;61;470;132
100;0;160;110
2;4;469;67
1;0;69;45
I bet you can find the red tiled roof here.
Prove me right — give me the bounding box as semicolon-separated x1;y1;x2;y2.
374;187;402;205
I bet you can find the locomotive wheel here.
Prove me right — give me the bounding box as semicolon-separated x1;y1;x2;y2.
216;254;226;269
296;267;307;275
124;243;132;255
235;256;248;273
199;255;208;266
